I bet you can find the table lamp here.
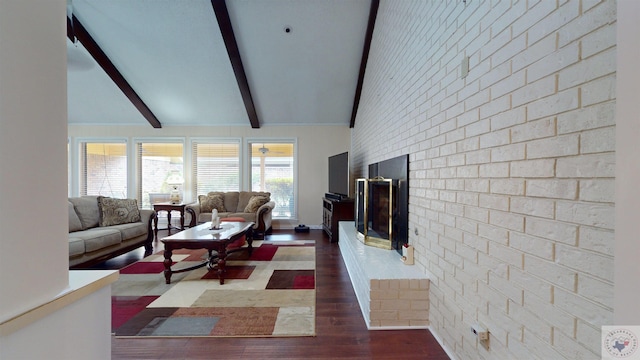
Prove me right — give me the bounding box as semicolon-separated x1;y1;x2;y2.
166;172;184;204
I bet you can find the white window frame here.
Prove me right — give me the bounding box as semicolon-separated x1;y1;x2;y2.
133;137;186;209
190;137;243;198
74;137;129;198
245;138;298;220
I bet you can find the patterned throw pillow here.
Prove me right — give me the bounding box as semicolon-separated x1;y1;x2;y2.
97;197;141;227
244;195;270;213
199;193;226;213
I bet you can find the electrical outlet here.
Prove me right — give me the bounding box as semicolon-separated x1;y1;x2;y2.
471;324;489;341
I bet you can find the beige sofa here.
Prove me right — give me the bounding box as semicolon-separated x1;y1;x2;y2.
68;196;156;268
186;191;275;239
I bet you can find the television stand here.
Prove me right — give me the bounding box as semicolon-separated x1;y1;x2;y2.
322;197;354;243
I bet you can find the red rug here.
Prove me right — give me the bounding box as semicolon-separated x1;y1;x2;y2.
111;239;316;337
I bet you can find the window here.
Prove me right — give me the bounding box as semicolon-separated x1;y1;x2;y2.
79;141;127;198
136;141;184;209
249;141;296;219
192;140;241;196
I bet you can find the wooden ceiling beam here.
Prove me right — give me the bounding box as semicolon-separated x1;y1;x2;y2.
350;0;379;128
211;0;260;129
68;15;162;129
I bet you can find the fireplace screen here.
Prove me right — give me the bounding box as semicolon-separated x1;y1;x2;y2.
355;178;395;249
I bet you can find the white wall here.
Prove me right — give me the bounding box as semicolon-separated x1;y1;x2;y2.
67;124;351;228
615;0;640;325
352;1;617;359
0;0;69;321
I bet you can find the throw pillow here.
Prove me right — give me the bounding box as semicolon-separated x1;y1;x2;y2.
244;195;270;213
68;202;83;232
97;197;141;227
199;193;226;213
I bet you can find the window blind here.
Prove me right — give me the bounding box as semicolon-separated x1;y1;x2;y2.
192;141;240;196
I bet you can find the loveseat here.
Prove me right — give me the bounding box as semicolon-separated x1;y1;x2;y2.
186;191;275;239
68;196;156;268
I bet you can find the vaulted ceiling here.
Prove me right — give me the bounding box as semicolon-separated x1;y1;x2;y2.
67;0;377;128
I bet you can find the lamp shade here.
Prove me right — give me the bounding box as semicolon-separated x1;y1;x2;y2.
166;173;184;185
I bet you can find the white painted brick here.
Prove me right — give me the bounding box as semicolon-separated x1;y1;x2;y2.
558;48;616;91
480;62;511;90
479;194;509;211
463;233;489;256
527;43;580;84
558;0;616;48
557;102;615;134
478;223;510;246
350;2;615;358
523;292;576;337
580;126;615;154
477;280;508;314
524;255;576;292
556;244;614;282
512;75;556;108
479;25;511;61
479;128;510;149
490;143;526;162
556;153;615;178
511;0;558;38
479;162;509;178
490;107;527;131
456;165;478;178
525;216;578;245
464;205;489;224
464;118;490;138
508;300;551;342
575;319;604;356
489;210;525;232
465;148;491;165
579;179;614;203
445;179;464;190
457;137;479;153
579;226;614;257
521;330;566;360
464;179;489;193
510;267;552;302
479;94;511;120
553;287;613;329
510;232;554;260
492;32;527;67
510;159;555;178
488;68;526;99
510;197;555;219
456;192;478;207
577;274;614;309
527;88;580;121
556;201;615;229
526;179;577;200
490;179;525;196
582;74;615;107
526;134;579;159
582;23;616;58
527;0;580;47
511;117;556;143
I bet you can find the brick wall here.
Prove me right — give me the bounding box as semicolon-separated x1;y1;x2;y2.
351;1;616;359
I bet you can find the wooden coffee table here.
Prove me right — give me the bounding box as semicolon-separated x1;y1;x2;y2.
160;221;254;285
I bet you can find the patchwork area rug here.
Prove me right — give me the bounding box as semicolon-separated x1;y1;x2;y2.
111;239;316;337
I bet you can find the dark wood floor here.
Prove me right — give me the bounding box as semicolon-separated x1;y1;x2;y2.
95;229;449;360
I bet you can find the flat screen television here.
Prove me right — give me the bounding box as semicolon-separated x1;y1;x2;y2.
328;152;350;198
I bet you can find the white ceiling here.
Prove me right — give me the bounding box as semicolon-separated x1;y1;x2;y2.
67;0;372;128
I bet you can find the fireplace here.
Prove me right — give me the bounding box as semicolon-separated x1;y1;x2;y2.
356;178;396;249
355;154;409;253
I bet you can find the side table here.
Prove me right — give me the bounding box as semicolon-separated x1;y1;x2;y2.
153;202;187;239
